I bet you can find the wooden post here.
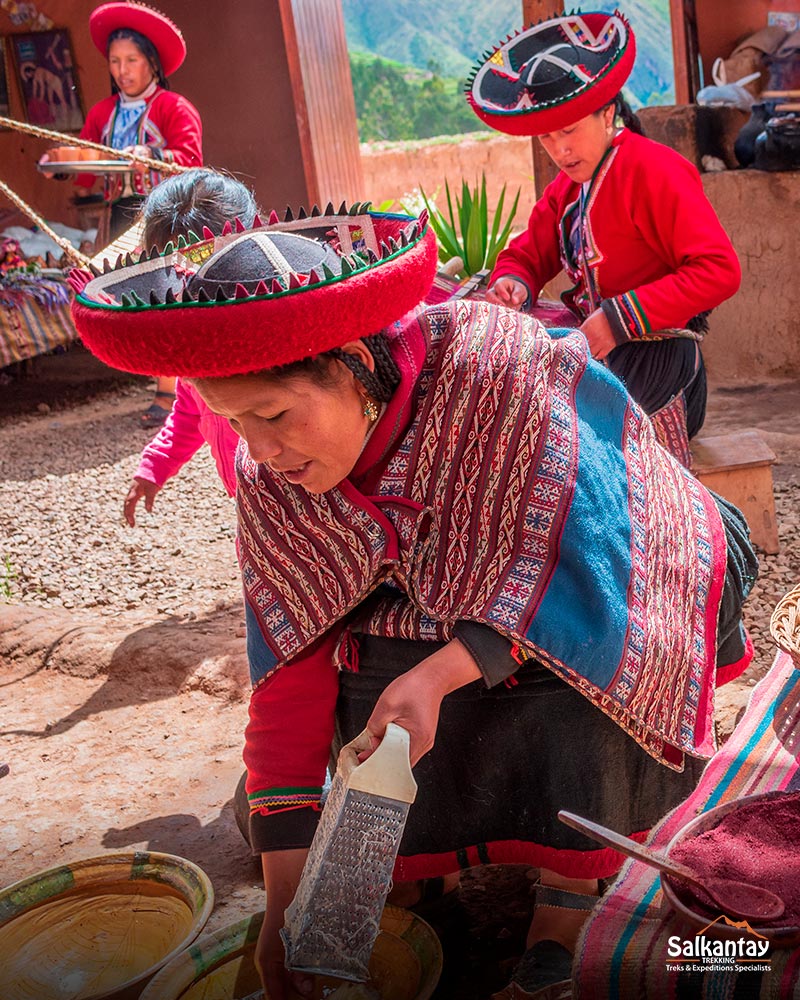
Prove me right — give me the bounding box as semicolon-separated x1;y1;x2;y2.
521;0;559;198
669;0;701;104
277;0;364;206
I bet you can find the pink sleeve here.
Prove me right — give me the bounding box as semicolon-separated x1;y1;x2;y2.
135;379;206;486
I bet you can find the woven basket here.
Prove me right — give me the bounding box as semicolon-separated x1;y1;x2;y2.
770;584;800;667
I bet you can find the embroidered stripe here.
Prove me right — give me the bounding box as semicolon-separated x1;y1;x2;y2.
248;787;323;812
613;290;652;338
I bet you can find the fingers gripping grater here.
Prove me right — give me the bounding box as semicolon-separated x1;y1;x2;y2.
281;723;418;982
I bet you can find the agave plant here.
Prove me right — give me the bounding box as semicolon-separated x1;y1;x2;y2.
418;174;521;278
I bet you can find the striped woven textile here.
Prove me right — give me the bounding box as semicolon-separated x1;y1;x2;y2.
0;298;77;366
574;650;800;999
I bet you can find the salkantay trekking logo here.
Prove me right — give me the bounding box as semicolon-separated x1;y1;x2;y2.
666;916;772;973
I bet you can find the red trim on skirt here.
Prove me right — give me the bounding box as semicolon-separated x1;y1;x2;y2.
394;829;649;882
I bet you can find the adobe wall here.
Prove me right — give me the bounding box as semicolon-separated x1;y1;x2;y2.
360;132;536;224
362;127;800;381
701;169;800;381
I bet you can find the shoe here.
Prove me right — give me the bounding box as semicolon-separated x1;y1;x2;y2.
140;392;176;428
491;941;573;999
491;884;599;1000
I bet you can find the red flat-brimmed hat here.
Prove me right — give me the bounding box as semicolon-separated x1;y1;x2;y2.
69;206;438;378
90;2;187;77
467;11;635;136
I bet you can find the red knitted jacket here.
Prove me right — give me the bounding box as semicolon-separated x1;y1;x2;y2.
491;129;741;340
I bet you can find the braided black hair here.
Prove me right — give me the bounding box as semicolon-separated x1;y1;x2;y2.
330;334;400;403
605;92;645;136
252;333;401;404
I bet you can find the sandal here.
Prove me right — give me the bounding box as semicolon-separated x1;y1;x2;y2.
491;885;599;1000
140;391;175;428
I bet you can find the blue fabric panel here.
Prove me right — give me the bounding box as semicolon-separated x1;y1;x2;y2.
527;355;633;689
245;600;279;686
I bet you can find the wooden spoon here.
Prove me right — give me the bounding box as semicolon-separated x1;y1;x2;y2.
558;810;785;922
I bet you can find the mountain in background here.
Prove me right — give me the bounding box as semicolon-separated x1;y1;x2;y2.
342;0;675;109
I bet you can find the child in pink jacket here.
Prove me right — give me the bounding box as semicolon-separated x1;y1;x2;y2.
123;169;257;526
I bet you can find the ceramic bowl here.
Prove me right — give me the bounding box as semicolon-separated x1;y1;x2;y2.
140;903;443;1000
661;789;800;948
0;851;214;999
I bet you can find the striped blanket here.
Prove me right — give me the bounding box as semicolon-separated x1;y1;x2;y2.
0;295;76;366
574;651;800;999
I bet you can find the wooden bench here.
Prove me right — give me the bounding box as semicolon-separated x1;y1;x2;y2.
690;429;779;554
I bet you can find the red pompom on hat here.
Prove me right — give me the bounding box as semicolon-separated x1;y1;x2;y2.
69;206;438;378
467;10;635;136
89;2;187;77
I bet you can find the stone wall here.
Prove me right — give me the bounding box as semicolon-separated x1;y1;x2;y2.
361;121;800;381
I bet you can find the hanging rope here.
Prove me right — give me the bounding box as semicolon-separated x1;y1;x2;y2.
0;178;91;266
0;115;189;174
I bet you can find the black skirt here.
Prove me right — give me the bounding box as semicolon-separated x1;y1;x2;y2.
335;636;707;882
605;337;707;438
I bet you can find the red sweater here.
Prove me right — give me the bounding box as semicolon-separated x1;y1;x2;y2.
491;129;741;340
76;88;202;198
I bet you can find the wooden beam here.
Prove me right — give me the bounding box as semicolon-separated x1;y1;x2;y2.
669;0;701;104
520;0;560;198
277;0;364;206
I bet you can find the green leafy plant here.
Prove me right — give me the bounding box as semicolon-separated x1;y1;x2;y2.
418;174;521;278
1;555;16;601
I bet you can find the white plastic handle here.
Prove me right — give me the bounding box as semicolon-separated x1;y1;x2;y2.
339;723;418;803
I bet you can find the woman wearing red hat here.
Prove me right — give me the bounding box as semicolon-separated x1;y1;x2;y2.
76;2;203;238
77;1;203;426
469;12;741;469
70;200;756;999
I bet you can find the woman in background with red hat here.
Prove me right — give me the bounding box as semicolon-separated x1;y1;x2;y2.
77;1;202;239
80;1;203;426
469;11;741;467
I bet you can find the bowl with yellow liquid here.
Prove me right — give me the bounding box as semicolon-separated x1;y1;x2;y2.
140;904;442;1000
0;851;213;1000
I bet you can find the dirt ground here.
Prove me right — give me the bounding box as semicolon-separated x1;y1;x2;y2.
1;347;800;999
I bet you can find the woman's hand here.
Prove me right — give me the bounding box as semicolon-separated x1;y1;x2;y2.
364;638;481;766
485;277;528;310
38;153;56;178
580;308;617;360
123;477;161;526
256;849;314;999
37;153;67;180
122;144;152;174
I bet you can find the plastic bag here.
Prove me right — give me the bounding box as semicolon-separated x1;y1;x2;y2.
697;58;761;111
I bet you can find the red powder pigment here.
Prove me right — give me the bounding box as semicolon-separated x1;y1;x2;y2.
669;791;800;925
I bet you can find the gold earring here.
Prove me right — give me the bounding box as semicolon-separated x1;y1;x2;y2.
363;397;379;423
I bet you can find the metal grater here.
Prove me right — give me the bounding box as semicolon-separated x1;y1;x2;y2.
281;723;417;982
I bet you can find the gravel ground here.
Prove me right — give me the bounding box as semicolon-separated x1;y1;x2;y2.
0;383;241;618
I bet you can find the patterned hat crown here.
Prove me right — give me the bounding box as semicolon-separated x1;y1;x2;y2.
467;10;636;136
69;205;437;378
